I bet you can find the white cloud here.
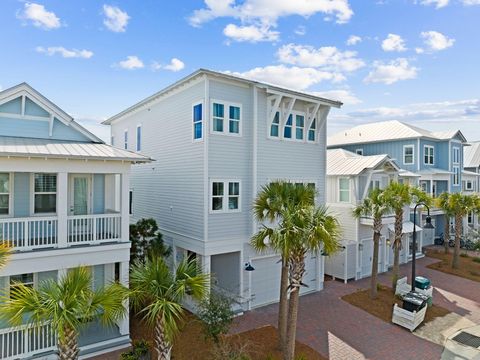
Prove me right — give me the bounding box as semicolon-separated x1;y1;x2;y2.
228;65;345;90
103;5;130;32
311;89;361;105
17;2;61;30
415;47;425;54
462;0;480;4
364;58;418;85
420;31;454;52
164;58;185;72
346;35;361;46
294;25;306;36
419;0;449;8
381;34;407;52
115;56;144;70
277;43;365;72
223;23;279;42
36;46;93;59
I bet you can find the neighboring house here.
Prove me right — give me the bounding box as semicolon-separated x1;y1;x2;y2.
0;83;150;359
104;69;341;310
463;142;480;230
324;149;412;282
328;120;467;246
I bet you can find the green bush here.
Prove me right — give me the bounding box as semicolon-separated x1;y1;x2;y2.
473;257;480;263
130;218;171;263
120;340;150;360
198;290;235;343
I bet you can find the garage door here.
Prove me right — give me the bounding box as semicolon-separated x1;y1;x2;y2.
251;254;317;308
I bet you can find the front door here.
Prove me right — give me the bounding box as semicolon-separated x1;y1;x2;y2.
69;175;91;215
361;239;373;277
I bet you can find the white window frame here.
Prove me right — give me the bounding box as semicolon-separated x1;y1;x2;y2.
403;145;415;165
294;114;305;141
123;129;128;150
283;111;307;142
452;147;460;164
192;101;204;142
307;117;316;143
338;177;350;203
209;179;241;213
136;124;142;151
465;180;474;191
355;149;364;155
210;100;242;136
0;173;13;218
9;273;37;298
270;111;280;138
31;173;57;216
424;145;434;165
453;166;460;186
468;211;474;226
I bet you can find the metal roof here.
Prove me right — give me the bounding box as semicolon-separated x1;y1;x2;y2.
464;142;480;168
398;169;421;177
388;221;422;234
327;149;397;176
328;120;466;147
0;136;152;162
462;170;480;176
417;168;453;175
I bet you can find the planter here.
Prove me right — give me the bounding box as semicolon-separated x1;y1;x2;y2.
392;303;427;332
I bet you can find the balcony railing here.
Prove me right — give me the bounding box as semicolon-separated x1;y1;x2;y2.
0;323;56;360
67;213;122;245
0;217;58;251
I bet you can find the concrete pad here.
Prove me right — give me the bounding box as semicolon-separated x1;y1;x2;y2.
415;313;477;346
442;325;480;360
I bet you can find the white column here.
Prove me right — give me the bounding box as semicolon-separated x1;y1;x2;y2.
121;172;130;242
57;268;68;282
57;172;68;248
201;254;211;295
118;261;130;336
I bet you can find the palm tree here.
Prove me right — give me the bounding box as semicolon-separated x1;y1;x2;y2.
251;181;315;353
129;257;209;360
353;188;391;299
435;192;455;254
0;267;128;360
0;242;11;270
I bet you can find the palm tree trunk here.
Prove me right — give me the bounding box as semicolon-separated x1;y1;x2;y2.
452;215;462;269
154;316;172;360
391;209;403;290
444;215;450;254
58;326;79;360
370;222;381;299
278;257;289;352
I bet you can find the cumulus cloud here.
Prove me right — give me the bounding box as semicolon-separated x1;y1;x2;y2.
381;34;407;52
418;0;449;8
462;0;480;4
364;58;418;85
36;46;93;59
151;58;185;72
17;2;61;30
346;35;361;46
103;5;130;32
277;43;365;72
294;25;306;36
310;89;361;105
420;31;454;52
115;56;144;70
223;23;279;42
228;65;345;90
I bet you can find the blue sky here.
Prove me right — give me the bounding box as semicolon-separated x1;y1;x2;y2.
1;0;479;142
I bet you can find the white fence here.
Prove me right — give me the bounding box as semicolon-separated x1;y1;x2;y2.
0;217;58;251
0;323;56;359
67;213;122;245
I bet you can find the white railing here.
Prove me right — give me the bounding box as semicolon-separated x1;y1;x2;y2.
67;213;122;245
0;217;58;251
0;323;56;360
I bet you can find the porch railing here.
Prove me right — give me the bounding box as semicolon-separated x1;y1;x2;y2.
0;323;56;360
0;217;58;251
67;213;122;245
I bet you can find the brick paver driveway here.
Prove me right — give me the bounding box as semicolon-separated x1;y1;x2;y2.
232;255;480;360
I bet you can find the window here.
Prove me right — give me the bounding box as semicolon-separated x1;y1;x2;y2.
10;273;34;299
229;106;240;134
420;181;428;193
424;145;434;165
453;147;460;164
34;174;57;214
465;180;474;191
403;145;414;165
295;115;304;140
369;180;381;192
284;114;293;139
136;125;142;151
193;103;203;140
468;211;474;226
356;149;363;155
308;118;316;142
129;190;133;215
212;101;241;135
124;130;128;150
270;112;280;137
211;181;240;212
339;178;350;202
0;173;10;215
212;103;224;132
453;166;460;186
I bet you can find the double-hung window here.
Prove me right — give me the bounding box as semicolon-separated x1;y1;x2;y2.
284;115;293;139
229;106;240;134
308;118;316;142
452;147;460;164
403;145;414;165
212;102;241;135
34;173;57;214
453;166;460;186
136;125;142;151
193;103;203;140
212;103;224;132
295;115;304;140
339;178;350;202
0;173;10;215
211;180;240;212
270;112;280;137
424;145;434;165
9;273;34;299
468;211;474;226
124;130;128;150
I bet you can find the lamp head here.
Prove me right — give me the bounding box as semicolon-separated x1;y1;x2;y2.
424;215;435;229
245;262;255;271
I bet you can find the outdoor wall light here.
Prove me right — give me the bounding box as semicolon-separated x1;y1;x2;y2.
244;262;255;271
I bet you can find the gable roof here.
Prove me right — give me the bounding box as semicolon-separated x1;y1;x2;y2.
327;120;467;147
327;148;399;176
464;142;480;168
0;83;103;143
103;68;343;125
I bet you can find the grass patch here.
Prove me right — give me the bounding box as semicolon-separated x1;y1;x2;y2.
425;248;480;283
341;285;450;327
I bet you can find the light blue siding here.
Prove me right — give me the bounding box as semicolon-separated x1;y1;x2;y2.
437;142;449;170
93;174;105;214
25;98;49;117
14;173;30;217
0;98;21;114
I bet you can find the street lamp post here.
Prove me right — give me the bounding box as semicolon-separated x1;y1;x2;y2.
412;202;435;292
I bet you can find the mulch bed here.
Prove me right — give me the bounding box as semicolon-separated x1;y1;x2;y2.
341;285;450;327
131;312;325;360
425;248;480;282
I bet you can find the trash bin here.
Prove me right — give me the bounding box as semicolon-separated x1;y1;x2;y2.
402;292;427;312
415;276;431;290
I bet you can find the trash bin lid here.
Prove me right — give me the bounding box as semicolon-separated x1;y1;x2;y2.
409;291;429;301
403;294;424;305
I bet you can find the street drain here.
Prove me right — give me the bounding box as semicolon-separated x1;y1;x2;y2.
452;332;480;348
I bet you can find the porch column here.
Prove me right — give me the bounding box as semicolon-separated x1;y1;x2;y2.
201;254;211;294
118;261;130;336
120;172;130;242
57;172;68;248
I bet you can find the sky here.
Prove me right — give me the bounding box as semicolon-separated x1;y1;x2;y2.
1;0;480;142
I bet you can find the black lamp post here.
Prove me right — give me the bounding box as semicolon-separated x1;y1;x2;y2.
412;203;434;292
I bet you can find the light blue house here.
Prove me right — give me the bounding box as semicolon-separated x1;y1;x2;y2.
0;83;150;359
328;120;467;245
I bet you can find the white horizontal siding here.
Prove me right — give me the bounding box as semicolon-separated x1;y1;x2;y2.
328;204;357;242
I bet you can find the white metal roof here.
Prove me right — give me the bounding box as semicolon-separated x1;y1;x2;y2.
388;221;422;234
464;142;480;168
462;170;480;176
327;149;398;176
398;169;421;177
0;136;151;162
417;168;453;175
328;120;466;147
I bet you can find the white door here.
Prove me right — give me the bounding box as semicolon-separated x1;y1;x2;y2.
361;239;373;277
69;175;91;215
301;254;317;295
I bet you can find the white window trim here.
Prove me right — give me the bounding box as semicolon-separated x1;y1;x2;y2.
306;117;317;143
355;149;364;155
136;124;142;152
423;145;434;165
269;111;281;139
452;147;460;164
8;273;38;297
283;111;307;142
338;177;350;203
465;180;474;191
30;173;57;216
468;211;474;225
68;174;93;216
403;145;415;165
0;172;13;218
210;100;242;137
123;129;128;150
209;179;241;214
453;166;460;186
192;100;204;142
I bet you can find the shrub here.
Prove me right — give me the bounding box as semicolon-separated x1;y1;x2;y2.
473;257;480;263
120;340;150;360
130;218;171;263
198;290;235;344
210;339;251;360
